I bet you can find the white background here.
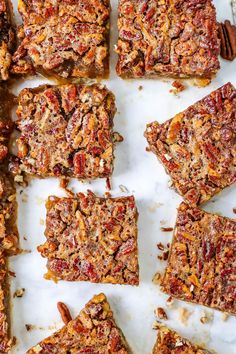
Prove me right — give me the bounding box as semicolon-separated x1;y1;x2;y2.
9;0;236;353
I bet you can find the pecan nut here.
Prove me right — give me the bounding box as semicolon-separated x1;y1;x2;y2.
57;302;72;325
219;20;236;61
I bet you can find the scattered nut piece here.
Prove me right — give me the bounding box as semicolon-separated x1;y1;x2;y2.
13;288;25;298
193;78;211;87
161;227;173;232
219;20;236;61
138;85;143;91
152;320;161;330
200;311;213;324
57;302;72;325
39;218;44;226
179;308;191;325
119;185;129;193
170;81;185;94
158;250;169;261
21;193;28;203
112;132;123;143
106;177;111;191
233;208;236;214
25;324;35;331
166;296;174;308
152;272;161;284
157;242;165;251
222;313;229;321
155;307;168;320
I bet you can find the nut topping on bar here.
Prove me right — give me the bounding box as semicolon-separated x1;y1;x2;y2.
27;293;132;354
116;0;220;79
15;84;120;180
161;202;236;315
38;191;139;285
145;83;236;205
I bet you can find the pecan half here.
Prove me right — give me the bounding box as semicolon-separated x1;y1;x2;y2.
219;20;236;61
57;302;72;325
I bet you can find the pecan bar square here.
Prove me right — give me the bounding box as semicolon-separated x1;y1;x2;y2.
116;0;220;79
161;202;236;315
145;83;236;205
0;0;15;81
12;0;110;80
0;250;12;353
153;325;213;354
38;191;139;285
0;87;15;162
27;293;132;353
0;169;19;255
16;84;120;179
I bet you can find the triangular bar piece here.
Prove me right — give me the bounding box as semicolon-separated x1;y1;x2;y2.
27;293;131;353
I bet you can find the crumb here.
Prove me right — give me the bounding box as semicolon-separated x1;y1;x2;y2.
193;78;211;87
25;324;35;331
59;177;74;197
119;185;129;193
155;307;168;320
170;80;185;94
152;272;161;284
200;311;213;324
106;177;111;191
152;320;161;330
21;193;28;203
222;313;229;321
179;308;191;325
8;270;16;277
157;242;165;251
158;250;169;261
23;235;27;240
233;208;236;214
160;219;167;225
39;218;45;225
166;296;174;308
112;132;124;143
13;288;25;298
161;227;173;232
35;196;46;205
138;85;143;91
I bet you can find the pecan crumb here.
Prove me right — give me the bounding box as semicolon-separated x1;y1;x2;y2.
106;177;111;191
193;78;211;87
9;270;16;277
25;324;35;331
57;302;72;325
112;132;124;143
155;307;168;320
152;272;161;284
233;208;236;214
158;250;169;261
152;320;161;330
13;288;25;298
166;296;174;307
222;313;229;321
161;227;173;232
157;242;165;251
200;311;213;324
138;85;143;91
39;219;44;226
179;308;191;325
119;185;129;193
170;81;185;94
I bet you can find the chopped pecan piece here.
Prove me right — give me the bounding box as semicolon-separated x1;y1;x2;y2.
27;293;131;354
57;302;72;325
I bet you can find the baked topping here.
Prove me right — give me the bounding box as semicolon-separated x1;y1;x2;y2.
12;0;110;80
0;86;15;162
0;169;19;254
15;84;119;179
145;82;236;205
38;191;139;285
161;202;236;315
27;293;131;354
116;0;220;78
0;0;15;80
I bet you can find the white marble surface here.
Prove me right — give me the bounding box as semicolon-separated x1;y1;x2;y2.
9;0;236;353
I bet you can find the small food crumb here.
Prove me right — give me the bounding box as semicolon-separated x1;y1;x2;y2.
160;219;167;225
158;250;169;261
119;185;129;193
152;320;161;330
39;218;45;225
13;288;25;298
152;272;161;284
35;196;46;205
148;202;163;212
106;177;111;191
161;227;173;232
200;311;213;324
222;313;229;321
193;78;211;87
25;324;35;331
179;308;191;325
157;242;165;251
138;85;143;91
166;296;174;308
233;208;236;214
21;193;28;203
170;80;185;94
155;307;168;320
23;235;27;240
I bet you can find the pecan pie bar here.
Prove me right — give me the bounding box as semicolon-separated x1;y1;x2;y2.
16;84;119;179
153;324;213;354
0;0;15;81
0;250;12;353
145;83;236;205
38;191;139;285
161;202;236;315
0;169;18;254
27;293;132;353
116;0;220;79
0;86;15;162
12;0;110;80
